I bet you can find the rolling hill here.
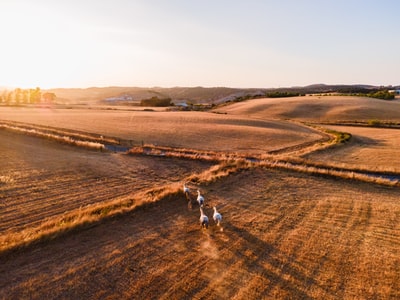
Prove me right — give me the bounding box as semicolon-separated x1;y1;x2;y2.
43;84;399;105
214;95;400;122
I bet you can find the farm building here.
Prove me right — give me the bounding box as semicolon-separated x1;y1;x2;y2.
105;95;133;101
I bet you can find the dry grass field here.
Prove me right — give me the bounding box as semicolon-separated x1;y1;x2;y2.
0;130;213;238
215;95;400;122
1;167;399;299
0;107;323;154
1;95;400;299
305;125;400;172
216;95;400;171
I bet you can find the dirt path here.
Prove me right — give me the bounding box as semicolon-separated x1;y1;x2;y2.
1;168;399;299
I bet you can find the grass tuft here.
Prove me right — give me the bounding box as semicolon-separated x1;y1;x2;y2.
0;122;106;150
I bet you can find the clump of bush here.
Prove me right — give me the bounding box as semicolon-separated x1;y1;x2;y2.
266;91;301;98
325;129;352;143
140;96;172;107
367;119;382;127
367;90;395;100
337;90;395;100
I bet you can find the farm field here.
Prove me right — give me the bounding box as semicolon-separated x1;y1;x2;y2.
0;130;213;242
215;95;400;171
1;167;400;299
215;95;400;122
1;95;400;299
305;125;400;172
0;106;323;154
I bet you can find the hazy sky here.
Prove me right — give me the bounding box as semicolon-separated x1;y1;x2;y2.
1;0;399;89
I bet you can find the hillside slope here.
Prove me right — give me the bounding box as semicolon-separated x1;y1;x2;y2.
214;95;400;122
45;86;247;104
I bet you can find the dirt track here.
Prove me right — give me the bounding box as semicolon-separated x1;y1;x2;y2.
1;166;399;299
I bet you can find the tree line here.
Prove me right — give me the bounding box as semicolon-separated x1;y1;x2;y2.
140;96;172;107
0;87;56;105
366;90;395;100
336;90;395;100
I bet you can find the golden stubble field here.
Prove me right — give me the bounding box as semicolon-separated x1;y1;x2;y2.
216;95;400;171
0;130;213;236
0;107;323;154
1;96;400;299
306;125;400;172
1;165;399;299
215;95;400;122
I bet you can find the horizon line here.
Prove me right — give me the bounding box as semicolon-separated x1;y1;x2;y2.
2;83;400;91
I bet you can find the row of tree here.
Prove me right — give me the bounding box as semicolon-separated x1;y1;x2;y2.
366;90;395;100
140;96;172;107
336;90;396;100
265;91;303;98
0;87;56;105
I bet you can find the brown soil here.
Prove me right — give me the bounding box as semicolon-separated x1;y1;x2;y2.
1;99;400;299
1;166;399;299
0;107;323;154
305;125;400;172
0;130;213;236
215;95;400;122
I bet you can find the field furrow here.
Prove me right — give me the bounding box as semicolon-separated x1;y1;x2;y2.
1;101;400;299
0;130;213;238
1;165;400;299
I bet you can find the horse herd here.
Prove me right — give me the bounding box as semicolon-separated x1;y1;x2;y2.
183;183;222;229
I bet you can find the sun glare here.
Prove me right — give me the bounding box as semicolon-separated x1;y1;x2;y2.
0;2;95;89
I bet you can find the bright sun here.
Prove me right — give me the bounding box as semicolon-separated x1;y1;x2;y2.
0;2;95;89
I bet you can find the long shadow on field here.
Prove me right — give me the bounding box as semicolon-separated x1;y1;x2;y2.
352;135;386;146
225;223;337;299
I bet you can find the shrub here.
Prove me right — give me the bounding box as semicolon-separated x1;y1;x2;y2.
140;97;172;107
266;91;300;98
368;119;382;127
325;129;352;143
367;90;395;100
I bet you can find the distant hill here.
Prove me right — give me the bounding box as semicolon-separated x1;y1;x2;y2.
214;95;400;122
44;86;262;105
43;84;399;105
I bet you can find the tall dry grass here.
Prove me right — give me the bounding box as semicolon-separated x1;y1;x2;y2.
0;120;119;144
129;142;400;188
0;160;251;253
0;122;106;150
129;144;241;162
258;160;399;187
